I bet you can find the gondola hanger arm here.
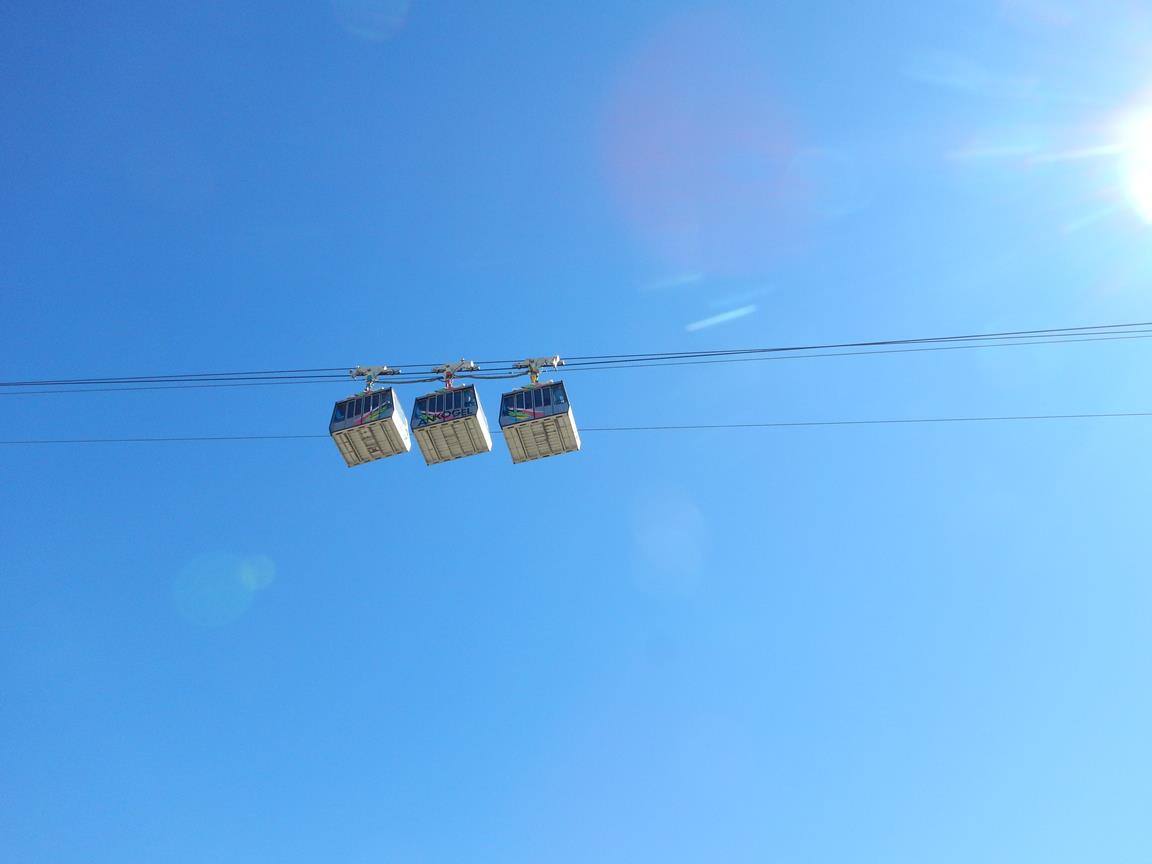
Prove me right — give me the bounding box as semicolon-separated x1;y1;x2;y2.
350;365;401;391
431;360;479;389
514;356;564;384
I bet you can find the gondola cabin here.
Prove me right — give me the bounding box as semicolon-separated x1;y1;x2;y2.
410;384;492;465
498;381;581;463
330;387;411;467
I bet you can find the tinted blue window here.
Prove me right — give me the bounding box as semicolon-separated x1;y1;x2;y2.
553;385;566;405
332;403;346;423
533;388;543;408
542;387;551;407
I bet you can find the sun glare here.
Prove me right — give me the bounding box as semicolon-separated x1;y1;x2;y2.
1118;109;1152;223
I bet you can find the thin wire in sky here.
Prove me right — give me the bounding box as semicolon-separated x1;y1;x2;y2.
4;410;1151;445
2;320;1149;391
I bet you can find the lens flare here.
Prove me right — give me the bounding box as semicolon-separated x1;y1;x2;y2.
173;553;276;627
332;0;410;42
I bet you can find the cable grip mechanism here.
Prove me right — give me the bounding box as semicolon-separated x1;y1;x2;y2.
350;365;401;392
431;360;479;390
514;356;564;384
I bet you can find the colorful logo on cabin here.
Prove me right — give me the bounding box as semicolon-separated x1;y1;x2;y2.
505;407;543;422
415;406;472;427
350;402;391;427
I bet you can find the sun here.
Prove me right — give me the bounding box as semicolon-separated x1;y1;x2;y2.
1117;109;1152;224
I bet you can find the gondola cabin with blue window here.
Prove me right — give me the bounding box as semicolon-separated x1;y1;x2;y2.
330;387;411;466
499;381;581;463
410;384;493;465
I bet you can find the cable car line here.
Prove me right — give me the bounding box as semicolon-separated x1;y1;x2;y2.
538;330;1152;370
3;331;1151;397
7;325;1148;466
414;326;1152;372
0;433;332;444
0;367;353;387
462;321;1152;366
6;409;1152;446
3;320;1150;390
365;322;1152;368
0;371;355;387
0;375;448;396
529;332;1152;372
0;380;342;396
578;411;1152;430
548;321;1152;364
391;332;1152;377
459;371;540;380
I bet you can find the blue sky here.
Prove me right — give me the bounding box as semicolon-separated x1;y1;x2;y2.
3;1;1152;861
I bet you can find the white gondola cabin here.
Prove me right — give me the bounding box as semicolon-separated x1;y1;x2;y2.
410;384;492;465
498;381;581;463
330;387;411;466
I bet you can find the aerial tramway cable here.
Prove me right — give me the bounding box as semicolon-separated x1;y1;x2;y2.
2;320;1151;394
5;410;1152;446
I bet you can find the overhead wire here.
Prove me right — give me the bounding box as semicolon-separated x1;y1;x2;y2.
0;375;445;397
6;321;1149;449
548;321;1152;364
440;327;1152;373
550;330;1152;369
456;371;537;380
525;332;1152;373
4;410;1152;445
3;320;1151;392
11;330;1148;396
579;411;1152;430
0;368;351;387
